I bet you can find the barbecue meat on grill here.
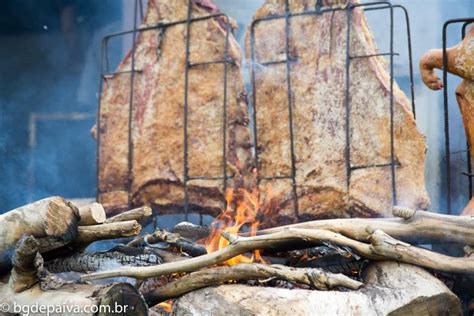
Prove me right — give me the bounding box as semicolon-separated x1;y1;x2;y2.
247;0;430;220
98;0;252;215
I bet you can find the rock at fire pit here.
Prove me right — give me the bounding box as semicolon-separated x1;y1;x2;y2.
172;261;461;315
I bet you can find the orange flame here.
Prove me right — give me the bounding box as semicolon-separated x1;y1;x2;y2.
204;184;279;265
157;301;173;313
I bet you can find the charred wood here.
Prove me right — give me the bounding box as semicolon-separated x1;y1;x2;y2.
44;250;162;274
127;229;206;257
172;222;210;242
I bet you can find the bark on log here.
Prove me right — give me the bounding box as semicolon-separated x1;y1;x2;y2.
78;203;106;226
0;234;147;315
81;227;474;281
42;221;142;260
172;262;461;316
144;263;362;306
105;206;152;224
253;208;474;245
0;197;79;273
44;250;162;273
8;236;40;293
127;229;207;257
172;222;210;242
75;220;142;245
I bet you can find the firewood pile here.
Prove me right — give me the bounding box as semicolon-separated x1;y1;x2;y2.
2;0;474;315
0;196;473;315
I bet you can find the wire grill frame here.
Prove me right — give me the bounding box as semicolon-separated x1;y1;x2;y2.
442;18;474;215
96;0;233;221
249;0;416;218
96;0;417;220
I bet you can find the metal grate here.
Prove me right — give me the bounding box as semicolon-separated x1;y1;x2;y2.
249;0;416;218
442;18;474;215
96;0;233;221
96;0;417;220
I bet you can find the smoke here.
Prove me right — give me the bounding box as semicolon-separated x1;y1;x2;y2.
0;0;123;213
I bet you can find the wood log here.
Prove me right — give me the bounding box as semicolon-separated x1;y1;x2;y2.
105;206;152;224
78;203;106;226
172;222;210;242
0;197;79;273
81;227;474;281
0;235;148;316
253;208;474;245
172;262;461;315
8;236;40;293
127;229;207;257
144;263;362;306
76;220;142;245
44;250;162;274
42;221;142;261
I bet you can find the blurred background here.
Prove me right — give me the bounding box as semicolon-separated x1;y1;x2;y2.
1;0;473;214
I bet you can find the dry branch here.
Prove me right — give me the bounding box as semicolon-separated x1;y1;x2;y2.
42;221;143;260
75;220;142;245
144;263;362;306
127;229;207;257
105;206;152;223
78;202;106;226
81;228;374;281
81;228;474;281
254;208;474;245
173;262;462;315
0;197;79;273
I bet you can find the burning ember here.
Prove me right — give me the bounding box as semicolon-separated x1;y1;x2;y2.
204;185;280;265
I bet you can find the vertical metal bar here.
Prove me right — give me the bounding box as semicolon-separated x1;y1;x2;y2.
139;0;144;21
344;6;352;189
316;0;323;13
462;22;473;199
250;24;260;180
183;0;193;220
389;5;397;206
462;21;472;38
284;0;299;217
394;5;416;120
468;144;473;200
96;37;107;201
104;38;111;75
222;18;231;201
126;0;139;208
442;22;451;214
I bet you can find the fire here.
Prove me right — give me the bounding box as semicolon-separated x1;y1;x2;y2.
157;301;173;313
204;184;279;265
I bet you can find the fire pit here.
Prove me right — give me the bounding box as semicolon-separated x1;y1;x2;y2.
1;0;474;315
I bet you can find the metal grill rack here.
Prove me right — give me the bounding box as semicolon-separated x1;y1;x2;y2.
96;0;233;221
442;18;474;215
96;0;417;221
249;0;416;218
